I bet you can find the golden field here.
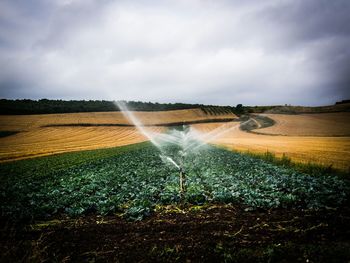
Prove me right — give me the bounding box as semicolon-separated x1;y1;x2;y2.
191;118;350;171
0;109;349;171
256;112;350;136
0;108;236;131
0;109;235;162
0;126;163;162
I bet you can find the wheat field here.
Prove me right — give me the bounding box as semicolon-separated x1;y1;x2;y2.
0;109;236;162
1;109;349;171
256;112;350;136
191;122;350;171
0;109;236;131
0;126;165;162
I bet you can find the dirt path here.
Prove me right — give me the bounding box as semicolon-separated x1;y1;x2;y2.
249;117;262;129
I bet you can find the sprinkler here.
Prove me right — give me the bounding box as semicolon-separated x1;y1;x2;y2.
115;101;252;203
160;154;186;201
179;166;186;201
178;150;186;201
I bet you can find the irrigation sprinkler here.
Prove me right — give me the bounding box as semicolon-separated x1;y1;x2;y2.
179;166;186;201
115;101;251;202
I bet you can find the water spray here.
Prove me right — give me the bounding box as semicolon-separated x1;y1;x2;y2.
114;101;251;201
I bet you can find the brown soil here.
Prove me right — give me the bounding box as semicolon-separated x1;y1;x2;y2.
1;205;350;262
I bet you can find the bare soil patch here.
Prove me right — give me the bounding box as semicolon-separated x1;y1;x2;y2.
2;205;349;262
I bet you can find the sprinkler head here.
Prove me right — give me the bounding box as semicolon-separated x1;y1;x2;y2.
179;150;187;157
180;166;185;174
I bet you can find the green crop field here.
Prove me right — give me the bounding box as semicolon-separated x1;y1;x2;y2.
1;136;350;262
1;142;348;221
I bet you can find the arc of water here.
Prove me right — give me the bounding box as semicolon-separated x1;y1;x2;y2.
183;119;251;152
115;100;251;154
115;101;162;148
160;155;180;170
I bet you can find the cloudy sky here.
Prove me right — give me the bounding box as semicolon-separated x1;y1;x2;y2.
0;0;349;106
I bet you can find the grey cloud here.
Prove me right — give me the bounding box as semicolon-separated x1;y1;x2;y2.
0;0;349;106
259;0;350;43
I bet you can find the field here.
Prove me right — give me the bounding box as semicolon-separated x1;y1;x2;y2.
249;102;350;114
256;113;350;136
0;108;236;130
193;125;350;171
2;110;349;170
0;126;163;162
1;142;349;261
0;109;236;162
3;143;347;220
1;108;350;261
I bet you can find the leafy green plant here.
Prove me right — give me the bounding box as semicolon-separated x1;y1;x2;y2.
1;143;348;221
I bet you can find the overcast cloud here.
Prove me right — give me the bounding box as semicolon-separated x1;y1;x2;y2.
0;0;349;106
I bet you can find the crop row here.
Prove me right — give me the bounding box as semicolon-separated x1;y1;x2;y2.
1;144;348;221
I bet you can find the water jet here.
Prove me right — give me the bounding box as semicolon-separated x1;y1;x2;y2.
115;101;250;200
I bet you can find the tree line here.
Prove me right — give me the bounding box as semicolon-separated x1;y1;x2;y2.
0;99;245;115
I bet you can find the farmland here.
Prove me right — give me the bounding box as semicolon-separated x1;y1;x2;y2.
1;110;350;170
0;108;236;131
193;125;350;171
1;142;349;261
0;126;163;162
255;112;350;136
0;109;236;162
2;143;347;220
1;107;350;261
1;0;350;259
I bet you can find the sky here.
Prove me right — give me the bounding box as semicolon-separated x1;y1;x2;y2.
0;0;349;106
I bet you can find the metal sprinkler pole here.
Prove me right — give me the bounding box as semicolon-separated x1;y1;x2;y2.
179;167;185;201
179;150;186;202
